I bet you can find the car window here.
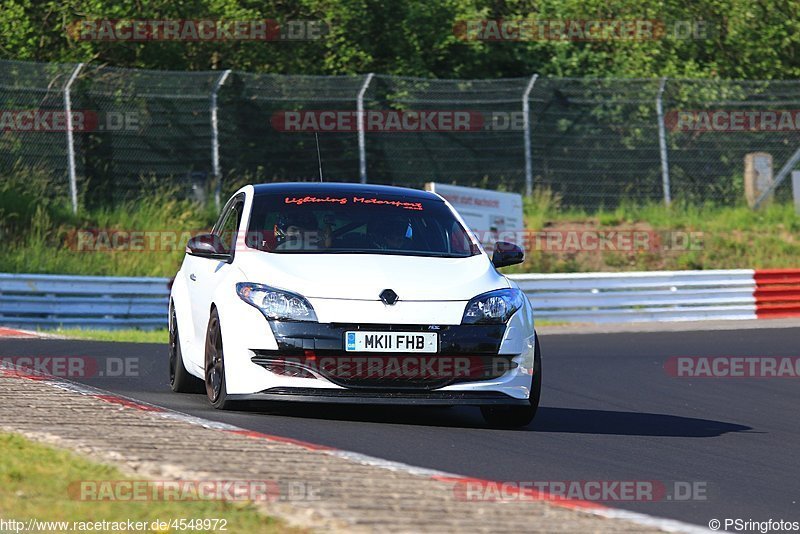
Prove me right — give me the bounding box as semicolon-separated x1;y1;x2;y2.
247;192;479;258
217;199;243;254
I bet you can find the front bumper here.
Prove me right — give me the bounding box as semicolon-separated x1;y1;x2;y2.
217;294;537;402
225;389;529;406
256;321;513;390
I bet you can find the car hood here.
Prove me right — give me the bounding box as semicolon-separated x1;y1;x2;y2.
236;252;508;301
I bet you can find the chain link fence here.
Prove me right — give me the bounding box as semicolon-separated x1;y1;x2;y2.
0;60;78;202
2;58;800;211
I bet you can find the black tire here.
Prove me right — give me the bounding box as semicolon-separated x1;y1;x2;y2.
169;305;204;393
205;308;233;409
481;334;542;429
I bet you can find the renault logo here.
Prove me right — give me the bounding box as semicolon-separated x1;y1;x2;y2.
379;289;399;305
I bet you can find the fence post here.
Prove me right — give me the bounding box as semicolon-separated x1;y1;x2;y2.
64;63;84;214
211;69;232;210
357;73;375;184
522;74;539;197
656;76;672;206
753;146;800;209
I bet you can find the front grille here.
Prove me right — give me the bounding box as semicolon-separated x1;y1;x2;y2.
252;351;516;390
267;321;507;354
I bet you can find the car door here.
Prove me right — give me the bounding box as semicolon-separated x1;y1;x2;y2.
186;195;245;348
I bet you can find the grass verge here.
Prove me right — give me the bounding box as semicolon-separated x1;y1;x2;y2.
2;172;798;276
48;328;169;344
0;432;297;533
506;192;800;274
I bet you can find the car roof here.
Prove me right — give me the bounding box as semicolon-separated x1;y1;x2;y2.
251;182;442;201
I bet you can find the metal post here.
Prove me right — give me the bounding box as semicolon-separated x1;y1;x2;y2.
522;74;539;197
64;63;84;214
211;69;232;209
656;77;672;206
357;73;374;184
753;146;800;209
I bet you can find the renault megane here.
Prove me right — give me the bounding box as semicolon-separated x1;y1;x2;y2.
168;182;541;427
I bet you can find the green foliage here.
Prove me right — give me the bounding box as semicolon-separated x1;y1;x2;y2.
1;0;800;79
0;170;217;277
4;178;797;276
0;166;75;245
50;327;169;342
517;200;800;273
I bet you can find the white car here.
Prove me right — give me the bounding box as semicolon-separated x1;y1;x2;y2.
169;183;541;427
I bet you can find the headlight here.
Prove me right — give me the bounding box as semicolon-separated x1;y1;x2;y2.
462;288;525;325
236;283;318;322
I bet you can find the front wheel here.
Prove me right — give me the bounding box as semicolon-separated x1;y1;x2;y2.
169;306;203;393
205;308;233;409
481;334;542;428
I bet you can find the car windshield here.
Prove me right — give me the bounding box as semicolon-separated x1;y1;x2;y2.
246;191;479;257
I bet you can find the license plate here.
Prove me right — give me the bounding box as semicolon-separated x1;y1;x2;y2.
345;331;438;353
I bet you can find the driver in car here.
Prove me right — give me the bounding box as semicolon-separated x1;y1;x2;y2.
371;215;413;251
275;211;321;250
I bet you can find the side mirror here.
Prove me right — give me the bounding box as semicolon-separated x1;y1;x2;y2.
186;233;230;261
491;241;524;268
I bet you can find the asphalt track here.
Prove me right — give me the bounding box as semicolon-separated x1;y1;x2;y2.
2;326;799;529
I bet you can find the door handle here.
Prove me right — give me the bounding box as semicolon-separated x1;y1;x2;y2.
189;274;197;281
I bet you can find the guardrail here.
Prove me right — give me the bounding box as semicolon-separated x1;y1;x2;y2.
1;270;798;330
0;273;169;330
515;270;758;323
